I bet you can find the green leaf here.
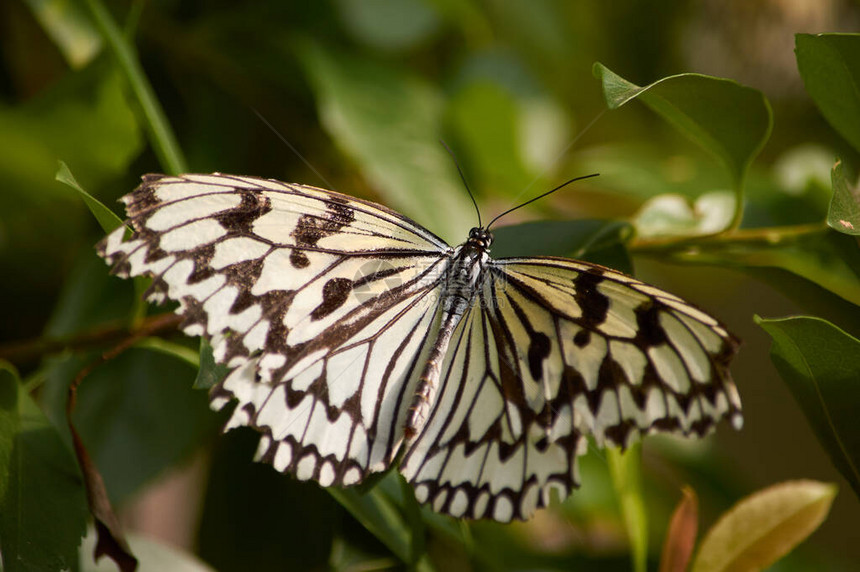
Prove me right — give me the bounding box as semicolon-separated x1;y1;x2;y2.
56;161;125;233
43;247;135;340
40;349;217;503
327;486;414;565
828;158;860;235
796;34;860;154
296;41;473;244
633;191;735;238
608;445;647;572
492;219;633;273
593;63;772;228
0;363;89;572
193;337;230;390
691;480;837;572
333;0;441;51
23;0;102;68
743;267;860;344
0;64;142;202
756;316;860;498
446;81;538;194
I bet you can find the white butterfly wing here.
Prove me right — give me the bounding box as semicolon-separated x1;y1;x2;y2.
400;300;586;521
492;257;742;443
401;256;740;521
99;173;449;484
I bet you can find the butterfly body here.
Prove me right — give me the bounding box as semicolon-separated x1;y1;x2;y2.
99;173;741;521
407;227;493;440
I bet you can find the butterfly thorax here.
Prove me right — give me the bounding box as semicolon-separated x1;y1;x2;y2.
441;228;492;315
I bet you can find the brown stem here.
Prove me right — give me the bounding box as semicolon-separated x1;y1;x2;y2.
0;314;182;366
65;311;182;572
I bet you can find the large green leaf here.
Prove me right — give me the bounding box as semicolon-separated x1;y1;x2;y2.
492;219;633;273
593;63;772;228
796;33;860;154
756;316;860;498
691;480;836;572
296;41;473;244
828;158;860;236
40;349;218;504
0;363;89;572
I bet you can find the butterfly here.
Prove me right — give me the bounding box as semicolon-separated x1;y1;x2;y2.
98;173;741;522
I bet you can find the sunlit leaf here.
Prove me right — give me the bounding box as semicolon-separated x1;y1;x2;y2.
828;158;860;236
691;480;837;572
80;525;215;571
660;487;698;572
22;0;102;68
84;0;186;174
756;316;860;498
447;81;538;195
634;191;735;238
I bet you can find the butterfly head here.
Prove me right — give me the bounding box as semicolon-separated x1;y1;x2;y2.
467;227;494;250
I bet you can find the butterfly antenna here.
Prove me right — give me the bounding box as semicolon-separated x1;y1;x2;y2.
441;140;482;228
251;107;337;191
486;173;600;229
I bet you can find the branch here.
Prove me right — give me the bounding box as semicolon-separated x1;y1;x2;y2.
0;314;182;366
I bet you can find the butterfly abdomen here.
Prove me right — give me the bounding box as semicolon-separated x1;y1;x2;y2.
405;242;490;440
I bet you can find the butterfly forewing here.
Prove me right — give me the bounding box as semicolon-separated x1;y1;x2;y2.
99;174;450;484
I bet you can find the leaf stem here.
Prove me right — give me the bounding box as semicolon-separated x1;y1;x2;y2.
0;315;182;367
84;0;187;174
630;222;829;255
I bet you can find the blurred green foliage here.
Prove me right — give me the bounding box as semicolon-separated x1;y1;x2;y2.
1;1;859;570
